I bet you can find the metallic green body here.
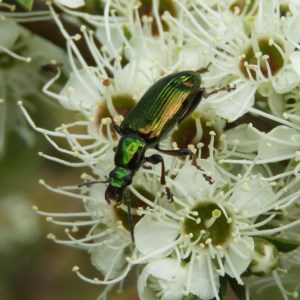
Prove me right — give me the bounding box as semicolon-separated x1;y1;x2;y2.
114;135;147;169
106;71;203;204
120;71;202;143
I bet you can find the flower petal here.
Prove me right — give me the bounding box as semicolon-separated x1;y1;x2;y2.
135;215;180;258
224;124;262;153
230;176;275;216
207;83;256;121
272;65;300;94
224;236;254;278
187;254;219;300
267;91;285;117
90;231;130;279
174;165;215;201
258;126;300;160
138;258;187;300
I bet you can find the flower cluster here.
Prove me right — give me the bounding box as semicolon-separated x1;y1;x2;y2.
17;0;300;299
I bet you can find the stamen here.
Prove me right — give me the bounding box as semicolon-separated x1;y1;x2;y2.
224;251;243;285
205;209;222;228
72;263;132;285
39;179;94;201
0;44;31;62
164;12;209;49
184;251;196;296
249;107;300;132
33;207;90;218
272;270;294;300
152;0;164;38
207;256;220;300
246;216;300;236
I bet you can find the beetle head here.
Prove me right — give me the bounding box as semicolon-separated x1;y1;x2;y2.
105;167;133;205
105;186;124;206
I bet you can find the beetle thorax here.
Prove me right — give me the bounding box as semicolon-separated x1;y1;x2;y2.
114;134;148;170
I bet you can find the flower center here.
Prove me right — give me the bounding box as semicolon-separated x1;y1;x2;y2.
96;94;136;139
229;0;256;15
183;202;232;248
171;115;220;158
138;0;177;35
279;4;291;17
239;37;285;80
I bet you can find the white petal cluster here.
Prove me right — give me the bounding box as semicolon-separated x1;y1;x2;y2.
13;0;300;299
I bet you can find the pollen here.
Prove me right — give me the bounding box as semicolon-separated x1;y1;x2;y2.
72;266;80;272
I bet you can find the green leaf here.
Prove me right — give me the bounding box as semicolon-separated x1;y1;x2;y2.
260;236;300;253
16;0;33;10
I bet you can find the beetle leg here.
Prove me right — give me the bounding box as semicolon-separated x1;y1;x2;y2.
78;179;109;188
165;187;174;202
155;145;191;157
155;146;214;184
123;190;135;242
142;165;152;170
144;154;175;202
112;121;123;135
196;62;212;74
155;145;198;169
204;84;236;98
190;156;214;184
144;154;166;185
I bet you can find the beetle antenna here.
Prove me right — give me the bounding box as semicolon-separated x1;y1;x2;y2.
204;83;236;98
196;62;212;74
77;179;109;188
124;190;135;242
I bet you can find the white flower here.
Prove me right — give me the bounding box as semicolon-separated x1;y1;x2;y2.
164;1;300;121
14;1;300;299
133;163;283;299
132;157;300;299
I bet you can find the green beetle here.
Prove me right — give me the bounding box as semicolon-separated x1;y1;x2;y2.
106;70;205;204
